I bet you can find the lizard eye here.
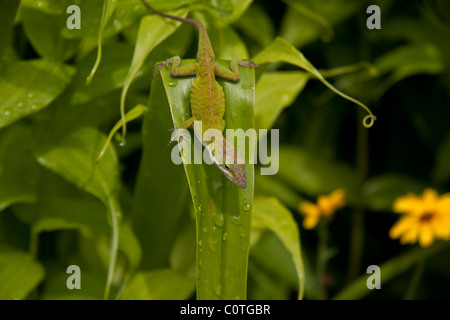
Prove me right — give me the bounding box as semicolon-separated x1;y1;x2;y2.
224;163;230;170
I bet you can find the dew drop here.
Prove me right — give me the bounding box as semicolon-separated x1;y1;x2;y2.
214;284;222;297
222;233;228;241
167;79;178;87
212;212;224;227
27;92;34;98
202;226;208;233
242;203;251;212
208;239;216;252
119;140;127;147
113;19;122;29
231;215;241;225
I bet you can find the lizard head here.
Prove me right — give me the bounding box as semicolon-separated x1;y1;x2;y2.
207;136;247;188
224;162;247;189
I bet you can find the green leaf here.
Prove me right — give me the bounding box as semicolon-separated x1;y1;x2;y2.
42;272;104;300
31;196;107;234
119;8;188;141
255;71;308;131
35;127;120;204
253;37;375;127
250;231;299;290
20;0;63;14
333;241;450;300
278;146;356;201
34;127;121;299
0;0;20;69
372;43;444;99
0;124;39;211
86;0;118;84
69;41;137;105
225;0;253;23
0;251;44;300
363;174;428;212
131;72;190;269
252;196;304;299
61;0;110;39
158;59;255;299
280;0;361;47
215;26;249;60
255;175;303;210
21;7;80;61
0;59;75;128
119;220;142;272
96;104;147;162
169;219;196;276
234;3;275;46
122;269;195;300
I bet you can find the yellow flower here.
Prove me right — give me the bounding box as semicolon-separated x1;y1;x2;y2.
389;188;450;248
299;189;346;229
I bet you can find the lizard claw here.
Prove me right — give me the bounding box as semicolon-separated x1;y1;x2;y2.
167;128;190;146
152;58;174;78
238;60;260;69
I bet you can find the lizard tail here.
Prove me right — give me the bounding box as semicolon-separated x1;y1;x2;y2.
141;0;204;30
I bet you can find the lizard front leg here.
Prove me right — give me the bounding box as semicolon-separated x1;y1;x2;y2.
153;56;199;77
214;58;260;82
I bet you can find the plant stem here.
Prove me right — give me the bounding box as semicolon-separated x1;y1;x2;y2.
316;219;330;300
104;198;120;300
403;260;426;300
348;15;371;280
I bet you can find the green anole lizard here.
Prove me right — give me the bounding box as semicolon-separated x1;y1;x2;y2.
142;0;259;189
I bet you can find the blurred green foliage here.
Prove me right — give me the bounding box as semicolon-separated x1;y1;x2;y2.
1;0;450;300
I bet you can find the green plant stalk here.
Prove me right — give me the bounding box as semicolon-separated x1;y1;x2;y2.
403;260;426;300
104;197;120;300
316;219;330;300
158;59;255;299
348;109;369;282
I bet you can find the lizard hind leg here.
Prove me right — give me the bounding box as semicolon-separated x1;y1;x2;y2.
167;116;196;146
215;59;260;82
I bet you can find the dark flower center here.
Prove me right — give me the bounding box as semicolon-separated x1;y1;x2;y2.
420;212;435;223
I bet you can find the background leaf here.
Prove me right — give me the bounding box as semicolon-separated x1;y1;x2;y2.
0;251;44;300
0;60;75;128
122;269;194;300
252;197;304;299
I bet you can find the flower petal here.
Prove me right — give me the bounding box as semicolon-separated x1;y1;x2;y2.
303;214;319;230
392;193;422;215
418;225;434;247
400;227;419;245
318;189;346;216
422;188;439;203
299;201;319;217
329;189;346;209
389;216;416;239
431;214;450;239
